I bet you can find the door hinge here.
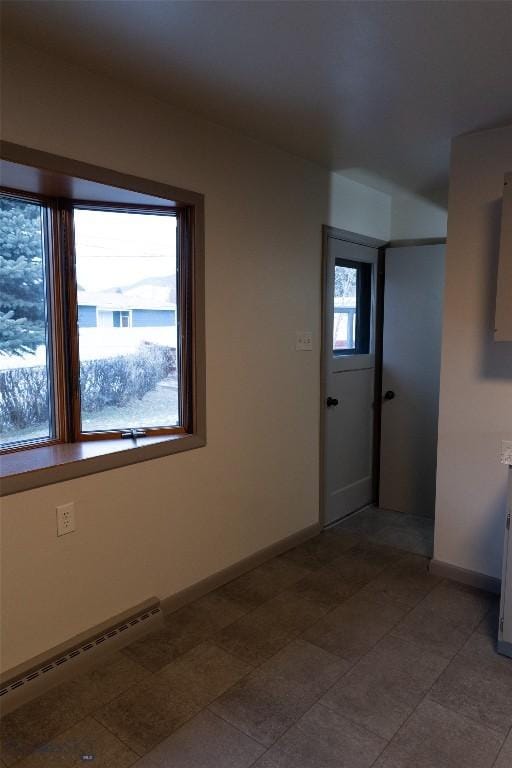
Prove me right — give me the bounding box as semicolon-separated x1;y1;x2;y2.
507;513;511;531
500;617;504;634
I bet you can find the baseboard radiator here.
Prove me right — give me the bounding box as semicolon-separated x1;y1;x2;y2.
0;599;163;716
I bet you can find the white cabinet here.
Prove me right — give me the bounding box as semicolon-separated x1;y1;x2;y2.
495;173;512;342
498;458;512;657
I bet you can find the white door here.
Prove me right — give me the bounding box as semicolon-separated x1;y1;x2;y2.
379;244;445;518
323;234;379;526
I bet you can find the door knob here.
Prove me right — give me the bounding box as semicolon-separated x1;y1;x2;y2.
384;390;395;400
326;397;339;407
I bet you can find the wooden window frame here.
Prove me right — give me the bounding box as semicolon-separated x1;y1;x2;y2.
0;142;205;496
0;187;68;453
62;200;189;443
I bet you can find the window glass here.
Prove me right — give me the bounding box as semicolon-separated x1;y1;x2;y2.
0;195;52;448
73;208;179;433
333;259;371;355
333;264;358;351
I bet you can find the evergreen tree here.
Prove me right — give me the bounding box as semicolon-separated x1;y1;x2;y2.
335;264;357;297
0;197;46;356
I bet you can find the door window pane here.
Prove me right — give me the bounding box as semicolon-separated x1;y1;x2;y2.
0;196;52;447
73;208;178;432
333;259;372;355
333;264;358;351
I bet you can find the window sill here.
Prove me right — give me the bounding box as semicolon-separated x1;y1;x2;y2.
0;433;205;496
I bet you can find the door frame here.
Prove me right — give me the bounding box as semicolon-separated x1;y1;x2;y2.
320;230;448;528
320;226;387;527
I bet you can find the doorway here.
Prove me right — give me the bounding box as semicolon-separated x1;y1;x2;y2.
379;243;446;517
321;228;446;531
321;227;386;526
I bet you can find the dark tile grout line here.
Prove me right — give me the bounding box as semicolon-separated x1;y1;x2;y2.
341;509;435;550
1;647;154;767
239;555;447;765
126;537;382;755
229;553;501;766
351;598;502;764
365;532;434;557
136;576;504;768
245;609;420;761
186;545;447;763
0;534;428;765
417;624;511;741
90;711;147;763
366;614;510;768
200;537;409;669
493;725;512;768
0;568;288;765
87;537;415;762
375;592;507;765
0;601;443;767
4;517;498;767
7;537;355;763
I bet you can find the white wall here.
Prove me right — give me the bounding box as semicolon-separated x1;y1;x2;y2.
329;173;391;239
0;39;391;674
434;123;512;580
390;189;447;241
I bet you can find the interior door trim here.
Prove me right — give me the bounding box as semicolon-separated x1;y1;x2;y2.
386;237;446;248
372;248;386;503
320;226;387;528
323;225;388;250
321;232;448;526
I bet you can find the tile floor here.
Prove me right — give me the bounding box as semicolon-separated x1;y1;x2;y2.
334;505;435;557
1;507;510;768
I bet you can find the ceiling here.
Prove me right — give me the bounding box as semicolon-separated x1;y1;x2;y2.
2;1;512;200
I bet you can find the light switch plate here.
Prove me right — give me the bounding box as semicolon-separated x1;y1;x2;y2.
296;331;313;351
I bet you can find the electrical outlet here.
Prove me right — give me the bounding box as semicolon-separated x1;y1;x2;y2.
296;331;313;351
56;502;76;537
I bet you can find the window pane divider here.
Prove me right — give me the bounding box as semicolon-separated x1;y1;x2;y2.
59;201;82;442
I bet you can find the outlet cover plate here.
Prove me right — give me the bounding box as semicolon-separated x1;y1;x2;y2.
56;502;76;536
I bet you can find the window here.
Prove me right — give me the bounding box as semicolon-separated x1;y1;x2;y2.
73;207;178;435
333;258;371;355
115;311;132;328
0;196;187;450
0;196;53;446
0;148;204;478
